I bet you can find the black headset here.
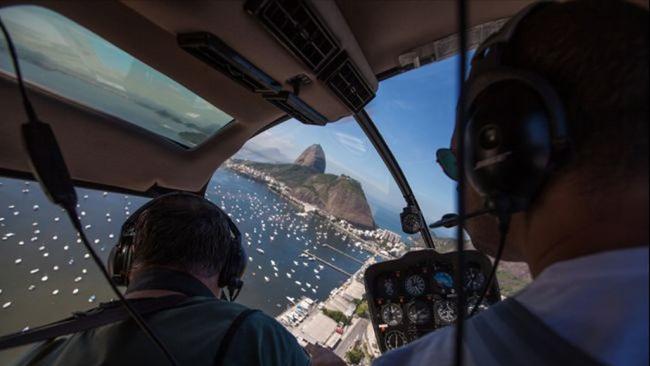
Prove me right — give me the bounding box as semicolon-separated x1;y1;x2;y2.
462;1;571;215
108;192;246;301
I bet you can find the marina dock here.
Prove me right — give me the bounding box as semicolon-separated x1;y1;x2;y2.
322;244;364;265
303;250;353;277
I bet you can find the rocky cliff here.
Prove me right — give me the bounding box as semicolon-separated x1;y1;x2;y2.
294;144;326;173
240;145;375;229
291;174;375;229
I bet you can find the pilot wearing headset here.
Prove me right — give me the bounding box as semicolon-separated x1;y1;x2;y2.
375;1;648;365
15;192;321;366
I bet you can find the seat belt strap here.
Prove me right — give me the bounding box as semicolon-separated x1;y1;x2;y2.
467;298;604;366
214;309;259;366
0;295;187;351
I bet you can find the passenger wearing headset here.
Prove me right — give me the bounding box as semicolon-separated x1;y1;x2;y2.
14;193;322;366
375;1;648;365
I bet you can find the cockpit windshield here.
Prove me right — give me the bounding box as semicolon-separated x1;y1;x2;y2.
367;57;460;238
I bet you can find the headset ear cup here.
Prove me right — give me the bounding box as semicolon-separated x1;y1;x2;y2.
108;245;119;279
218;242;246;289
107;244;133;287
218;252;231;289
230;244;246;287
122;245;134;285
465;80;555;211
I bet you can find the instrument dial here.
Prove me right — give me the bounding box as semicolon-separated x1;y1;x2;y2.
433;271;454;290
466;295;489;315
464;267;486;292
376;276;398;298
434;300;457;325
404;274;426;297
381;303;404;326
384;330;407;350
407;301;432;325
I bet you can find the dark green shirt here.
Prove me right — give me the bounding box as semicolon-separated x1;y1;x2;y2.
15;297;311;366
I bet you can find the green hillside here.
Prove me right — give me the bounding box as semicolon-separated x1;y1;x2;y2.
238;160;376;229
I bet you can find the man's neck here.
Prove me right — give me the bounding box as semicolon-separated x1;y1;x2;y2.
125;289;186;299
521;182;649;277
125;266;221;298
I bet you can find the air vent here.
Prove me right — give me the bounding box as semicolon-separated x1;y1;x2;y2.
178;32;327;126
245;0;340;72
320;52;375;113
178;32;282;94
246;0;376;113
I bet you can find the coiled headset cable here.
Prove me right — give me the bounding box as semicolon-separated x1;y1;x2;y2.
0;17;179;366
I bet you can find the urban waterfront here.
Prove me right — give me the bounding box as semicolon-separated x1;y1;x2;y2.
0;168;400;336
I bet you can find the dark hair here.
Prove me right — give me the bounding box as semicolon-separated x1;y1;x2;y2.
505;0;648;187
132;194;232;277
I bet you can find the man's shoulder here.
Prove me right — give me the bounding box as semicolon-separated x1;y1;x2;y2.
178;298;297;345
373;325;457;366
237;308;301;343
173;297;285;332
223;305;311;366
166;296;252;318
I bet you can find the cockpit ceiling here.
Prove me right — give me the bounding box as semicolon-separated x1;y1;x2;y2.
0;0;536;194
337;1;534;77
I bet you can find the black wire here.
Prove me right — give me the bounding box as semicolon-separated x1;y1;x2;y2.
63;205;180;366
454;0;469;364
469;217;509;317
0;16;179;366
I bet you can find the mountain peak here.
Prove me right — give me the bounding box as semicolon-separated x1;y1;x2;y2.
294;144;326;173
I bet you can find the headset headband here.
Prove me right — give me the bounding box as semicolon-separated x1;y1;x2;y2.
466;0;569;151
475;1;550;63
121;192;240;243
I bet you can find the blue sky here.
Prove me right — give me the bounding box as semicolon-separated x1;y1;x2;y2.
243;56;462;229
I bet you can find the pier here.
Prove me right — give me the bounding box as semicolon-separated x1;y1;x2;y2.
303;250;353;277
322;244;364;265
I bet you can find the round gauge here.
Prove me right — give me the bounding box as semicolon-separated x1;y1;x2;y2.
407;301;432;325
404;274;426;297
380;277;397;298
433;272;454;289
384;330;408;350
381;303;404;326
464;267;486;292
465;296;489;315
434;300;457;324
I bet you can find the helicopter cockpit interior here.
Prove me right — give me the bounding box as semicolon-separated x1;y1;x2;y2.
3;1;645;365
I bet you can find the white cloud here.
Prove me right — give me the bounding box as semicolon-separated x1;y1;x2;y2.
334;132;368;155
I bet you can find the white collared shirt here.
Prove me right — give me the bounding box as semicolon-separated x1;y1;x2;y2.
373;246;649;366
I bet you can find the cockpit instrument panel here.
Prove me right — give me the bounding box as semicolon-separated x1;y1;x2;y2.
364;249;500;353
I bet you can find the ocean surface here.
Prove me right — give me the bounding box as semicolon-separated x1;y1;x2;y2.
0;168;383;343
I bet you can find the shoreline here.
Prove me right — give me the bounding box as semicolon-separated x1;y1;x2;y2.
224;161;405;260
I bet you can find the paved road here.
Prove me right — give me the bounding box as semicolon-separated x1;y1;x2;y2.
335;317;370;357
